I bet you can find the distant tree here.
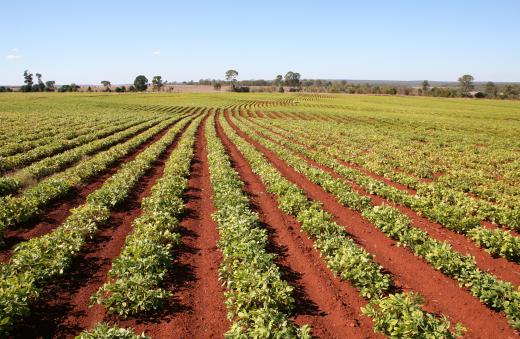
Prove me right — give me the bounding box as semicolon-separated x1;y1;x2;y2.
101;80;111;92
87;86;93;92
45;81;56;92
21;70;34;92
225;69;238;89
386;87;398;95
279;86;285;93
284;71;301;89
115;86;127;93
485;81;497;99
152;76;166;92
458;74;474;96
213;82;222;91
128;85;137;92
58;83;79;92
0;86;13;92
273;74;283;86
134;75;149;91
502;84;520;99
421;80;430;94
35;73;46;92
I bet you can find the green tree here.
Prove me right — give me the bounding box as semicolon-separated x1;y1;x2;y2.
101;80;111;92
421;80;430;94
458;74;474;96
213;82;222;91
284;71;301;89
485;81;497;99
45;81;56;92
35;73;46;92
134;75;149;92
21;70;34;92
152;75;166;92
273;74;283;86
225;69;238;89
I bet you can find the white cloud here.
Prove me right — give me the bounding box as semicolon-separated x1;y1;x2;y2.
6;54;23;60
152;50;161;55
11;48;19;52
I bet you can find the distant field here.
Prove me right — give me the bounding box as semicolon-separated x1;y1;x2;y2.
0;92;519;338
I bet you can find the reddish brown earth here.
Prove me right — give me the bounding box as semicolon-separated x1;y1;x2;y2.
120;116;229;338
248;116;417;195
0;119;183;262
243;116;520;286
216;115;382;338
11;120;192;338
224;112;518;338
256;118;520;236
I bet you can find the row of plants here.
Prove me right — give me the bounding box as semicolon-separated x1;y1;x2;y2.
0;116;193;335
206;114;310;338
76;323;149;339
90;115;202;317
262;115;520;231
248;117;520;262
0;116;156;173
0;116;129;158
220;115;463;338
0;117;164;197
0;112;120;147
0;114;192;239
232;115;520;330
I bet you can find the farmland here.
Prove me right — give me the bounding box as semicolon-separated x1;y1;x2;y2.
0;92;519;338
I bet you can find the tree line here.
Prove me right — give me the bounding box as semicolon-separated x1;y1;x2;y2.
1;70;519;100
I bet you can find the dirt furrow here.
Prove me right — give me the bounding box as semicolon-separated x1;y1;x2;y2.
242;116;520;286
120;116;229;338
0;119;183;262
12;121;191;338
216;116;382;338
224;112;517;338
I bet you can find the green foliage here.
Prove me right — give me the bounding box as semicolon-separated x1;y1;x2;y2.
76;323;149;339
362;293;465;338
206;114;309;337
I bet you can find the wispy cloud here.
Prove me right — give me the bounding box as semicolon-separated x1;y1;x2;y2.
152;50;161;55
6;54;23;60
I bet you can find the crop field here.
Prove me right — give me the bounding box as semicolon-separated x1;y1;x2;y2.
0;92;519;338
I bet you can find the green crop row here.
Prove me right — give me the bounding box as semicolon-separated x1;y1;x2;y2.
263;116;520;231
206;114;310;338
249;117;520;262
233;115;520;330
0;116;192;335
91;115;202;317
0;116;154;173
0;117;162;196
0;114;189;239
76;323;149;339
221;114;462;338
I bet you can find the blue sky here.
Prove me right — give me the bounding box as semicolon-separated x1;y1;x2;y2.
1;1;519;85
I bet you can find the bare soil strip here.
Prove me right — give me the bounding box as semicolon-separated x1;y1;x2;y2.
244;117;520;286
12;121;191;338
224;112;517;338
0;120;181;261
215;116;382;338
119;116;229;339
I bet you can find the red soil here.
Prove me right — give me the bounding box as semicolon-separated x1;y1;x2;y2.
120;116;229;338
244;117;520;286
224;112;518;338
0;119;183;262
247;117;416;195
11;120;192;338
216;115;383;338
